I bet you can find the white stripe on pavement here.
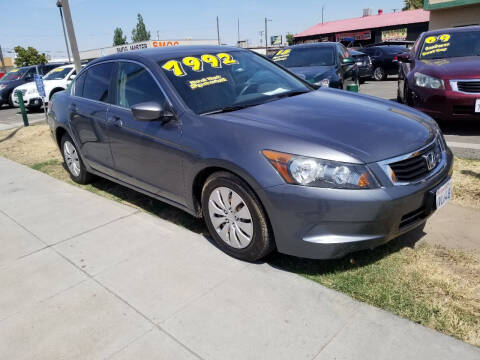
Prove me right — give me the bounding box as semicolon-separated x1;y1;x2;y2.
447;141;480;150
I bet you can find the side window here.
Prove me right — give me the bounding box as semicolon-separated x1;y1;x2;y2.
114;61;167;109
83;63;114;102
24;68;35;80
74;71;87;97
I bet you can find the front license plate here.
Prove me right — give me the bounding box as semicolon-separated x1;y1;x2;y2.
475;99;480;113
436;179;452;210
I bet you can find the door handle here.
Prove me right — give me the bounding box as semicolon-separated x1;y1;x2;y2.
109;116;123;128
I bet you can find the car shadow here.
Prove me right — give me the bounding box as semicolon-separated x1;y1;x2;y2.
266;224;426;275
461;169;480;180
439;119;480;137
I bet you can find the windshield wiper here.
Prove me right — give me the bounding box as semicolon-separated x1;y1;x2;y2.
271;89;311;99
201;103;260;115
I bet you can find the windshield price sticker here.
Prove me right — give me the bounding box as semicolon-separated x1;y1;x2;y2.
162;53;238;77
189;75;228;90
272;49;291;62
51;67;65;73
422;34;451;57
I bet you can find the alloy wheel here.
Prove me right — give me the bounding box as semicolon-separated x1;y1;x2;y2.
63;140;81;177
374;67;385;81
208;186;253;249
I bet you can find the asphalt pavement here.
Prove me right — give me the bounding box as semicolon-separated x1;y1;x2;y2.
1;156;479;359
0;105;46;131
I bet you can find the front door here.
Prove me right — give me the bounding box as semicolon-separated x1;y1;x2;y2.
106;61;185;205
69;62;115;174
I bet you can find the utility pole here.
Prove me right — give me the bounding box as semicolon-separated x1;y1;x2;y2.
237;18;240;44
216;16;220;45
59;0;81;74
56;1;71;63
0;46;6;73
264;18;271;52
157;30;160;40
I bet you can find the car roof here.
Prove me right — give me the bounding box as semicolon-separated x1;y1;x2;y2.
349;50;365;55
89;45;245;65
285;42;337;49
423;25;480;36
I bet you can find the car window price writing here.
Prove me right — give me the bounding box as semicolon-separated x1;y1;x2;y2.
162;53;238;77
421;34;451;57
272;49;291;62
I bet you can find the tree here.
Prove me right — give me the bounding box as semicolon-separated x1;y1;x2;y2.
131;14;151;43
403;0;424;10
13;46;48;67
113;27;127;46
286;33;295;46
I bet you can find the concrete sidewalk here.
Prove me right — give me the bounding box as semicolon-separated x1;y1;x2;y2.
0;156;478;360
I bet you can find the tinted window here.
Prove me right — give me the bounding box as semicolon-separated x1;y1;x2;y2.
83;63;114;102
115;62;166;108
272;47;335;67
74;72;87;97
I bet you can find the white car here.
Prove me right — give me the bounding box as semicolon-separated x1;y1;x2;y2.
12;64;82;109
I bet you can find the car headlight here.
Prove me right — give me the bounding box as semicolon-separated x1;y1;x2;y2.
0;84;6;91
314;79;330;87
263;150;379;189
414;72;444;89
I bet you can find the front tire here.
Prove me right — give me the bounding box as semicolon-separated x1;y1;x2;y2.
201;171;275;262
373;66;386;81
60;133;93;184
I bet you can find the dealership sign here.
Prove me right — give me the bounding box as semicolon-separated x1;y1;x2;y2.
270;35;282;46
335;30;371;42
382;28;408;41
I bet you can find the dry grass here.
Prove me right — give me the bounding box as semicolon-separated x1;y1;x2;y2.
452;158;480;209
1;123;480;346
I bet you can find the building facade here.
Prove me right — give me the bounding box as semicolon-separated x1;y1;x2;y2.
294;9;430;46
79;39;218;61
425;0;480;29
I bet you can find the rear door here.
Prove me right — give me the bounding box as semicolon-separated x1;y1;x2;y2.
68;62;115;174
106;61;185;204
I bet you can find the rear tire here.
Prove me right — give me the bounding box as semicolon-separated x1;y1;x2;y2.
60;133;93;184
201;171;275;262
373;67;386;81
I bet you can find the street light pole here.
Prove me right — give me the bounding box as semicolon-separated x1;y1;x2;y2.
59;0;81;74
216;16;220;45
264;18;272;52
56;1;71;63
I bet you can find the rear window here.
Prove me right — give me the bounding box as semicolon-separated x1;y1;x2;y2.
82;63;114;102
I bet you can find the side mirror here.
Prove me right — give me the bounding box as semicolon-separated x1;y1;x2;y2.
397;53;412;63
131;101;174;123
69;74;76;80
342;57;355;66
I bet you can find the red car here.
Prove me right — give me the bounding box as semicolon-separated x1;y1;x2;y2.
397;26;480;122
0;72;4;80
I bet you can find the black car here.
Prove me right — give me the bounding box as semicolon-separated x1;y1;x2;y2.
350;50;372;83
271;43;358;89
48;46;452;262
361;45;409;81
0;63;66;108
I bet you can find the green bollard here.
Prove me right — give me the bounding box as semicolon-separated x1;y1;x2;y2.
347;83;359;93
15;90;29;127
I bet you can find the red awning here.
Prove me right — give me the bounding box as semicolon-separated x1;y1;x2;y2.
295;9;430;38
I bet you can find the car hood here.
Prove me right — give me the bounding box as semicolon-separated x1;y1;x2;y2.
15;79;65;93
0;78;25;89
288;66;336;83
417;56;480;79
215;89;435;163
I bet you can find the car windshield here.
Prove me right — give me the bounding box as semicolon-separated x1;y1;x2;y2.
420;30;480;59
0;68;28;81
271;47;335;67
44;67;72;80
160;50;311;114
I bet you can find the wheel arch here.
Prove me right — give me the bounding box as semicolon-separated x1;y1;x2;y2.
54;126;68;149
49;87;65;100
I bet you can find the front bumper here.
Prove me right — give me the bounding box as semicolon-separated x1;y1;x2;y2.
12;93;43;108
412;86;480;121
258;148;453;259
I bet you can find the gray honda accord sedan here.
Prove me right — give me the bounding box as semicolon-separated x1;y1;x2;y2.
48;46;453;262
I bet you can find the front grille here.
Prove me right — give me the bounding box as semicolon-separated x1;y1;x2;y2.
388;139;442;183
13;89;27;98
399;206;426;229
457;81;480;93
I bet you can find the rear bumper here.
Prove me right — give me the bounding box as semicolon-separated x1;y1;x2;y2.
257;149;453;259
412;86;480;121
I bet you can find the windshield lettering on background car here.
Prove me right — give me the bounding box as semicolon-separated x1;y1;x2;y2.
44;67;72;81
271;47;335;67
272;49;291;62
160;50;311;114
420;31;480;59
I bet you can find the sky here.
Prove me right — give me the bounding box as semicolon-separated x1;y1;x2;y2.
0;0;406;59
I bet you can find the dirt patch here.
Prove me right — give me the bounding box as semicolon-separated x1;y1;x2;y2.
452;158;480;209
0;123;62;166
